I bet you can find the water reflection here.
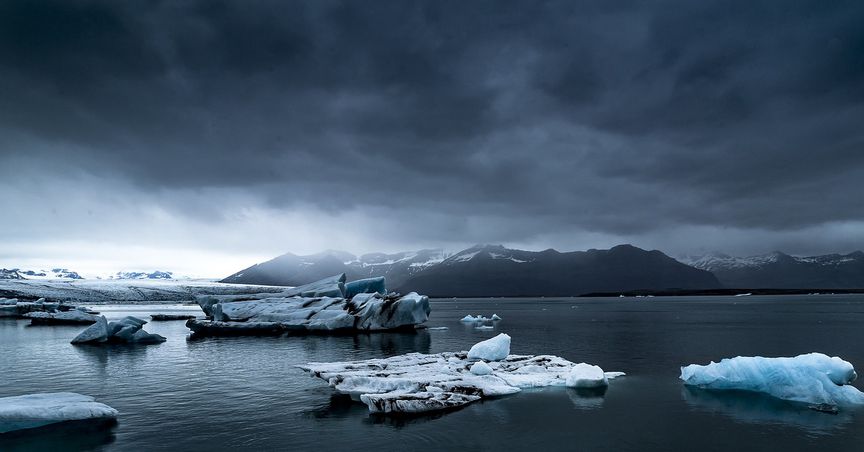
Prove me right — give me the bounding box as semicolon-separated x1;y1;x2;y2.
72;344;151;377
681;386;854;434
567;387;607;410
0;418;117;452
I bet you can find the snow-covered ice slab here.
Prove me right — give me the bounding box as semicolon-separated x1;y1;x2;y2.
195;274;349;317
300;335;623;415
0;393;118;434
680;353;864;408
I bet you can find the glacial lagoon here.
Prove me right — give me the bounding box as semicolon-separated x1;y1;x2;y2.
3;295;864;451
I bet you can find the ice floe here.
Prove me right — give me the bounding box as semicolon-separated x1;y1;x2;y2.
187;274;430;336
300;335;623;414
468;333;510;361
71;316;166;345
680;353;864;408
24;309;100;325
0;393;117;434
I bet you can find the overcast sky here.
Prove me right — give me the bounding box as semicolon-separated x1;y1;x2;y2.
1;0;863;277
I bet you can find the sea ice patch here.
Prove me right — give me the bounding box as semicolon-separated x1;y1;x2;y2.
300;335;623;414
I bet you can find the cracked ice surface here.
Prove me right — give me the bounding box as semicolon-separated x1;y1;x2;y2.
300;335;623;414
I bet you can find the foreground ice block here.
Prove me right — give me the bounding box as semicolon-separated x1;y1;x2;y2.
680;353;864;407
0;393;118;434
467;333;511;361
71;316;166;345
300;336;623;414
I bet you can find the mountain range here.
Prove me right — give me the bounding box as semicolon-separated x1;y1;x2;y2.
680;251;864;289
222;244;722;296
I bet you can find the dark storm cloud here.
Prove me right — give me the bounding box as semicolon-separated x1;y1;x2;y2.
1;0;864;258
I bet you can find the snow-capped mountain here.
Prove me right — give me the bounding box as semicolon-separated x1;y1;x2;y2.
0;268;83;280
404;244;720;297
112;271;173;280
221;249;446;288
0;269;24;280
680;251;864;288
223;244;721;296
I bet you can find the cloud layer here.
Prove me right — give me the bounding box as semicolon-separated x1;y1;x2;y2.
1;0;863;275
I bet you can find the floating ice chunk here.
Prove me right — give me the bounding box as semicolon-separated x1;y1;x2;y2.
195;274;348;316
460;314;500;323
189;290;430;335
25;310;99;325
680;353;864;407
467;333;510;361
71;315;164;345
0;392;118;433
475;325;494;330
300;337;623;414
470;361;494;375
71;316;109;344
566;363;608;388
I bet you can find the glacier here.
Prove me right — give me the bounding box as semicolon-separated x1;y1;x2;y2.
187;274;430;336
680;353;864;408
300;335;623;414
0;393;118;434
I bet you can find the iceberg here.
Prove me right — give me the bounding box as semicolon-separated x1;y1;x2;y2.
0;393;118;434
680;353;864;408
187;275;430;336
300;335;623;414
71;316;166;345
467;333;510;361
566;363;608;388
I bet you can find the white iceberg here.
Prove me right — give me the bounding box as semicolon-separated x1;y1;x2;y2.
0;392;118;433
300;335;623;414
467;333;510;361
566;363;608;388
680;353;864;407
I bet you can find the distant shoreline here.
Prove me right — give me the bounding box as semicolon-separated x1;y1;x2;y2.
428;288;864;299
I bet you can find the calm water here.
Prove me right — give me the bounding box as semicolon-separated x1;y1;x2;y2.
3;295;864;451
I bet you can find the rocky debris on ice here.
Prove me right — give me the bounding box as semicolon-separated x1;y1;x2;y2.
149;313;196;321
0;392;118;434
71;316;166;345
24;309;100;325
300;334;624;414
187;274;430;336
680;353;864;409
